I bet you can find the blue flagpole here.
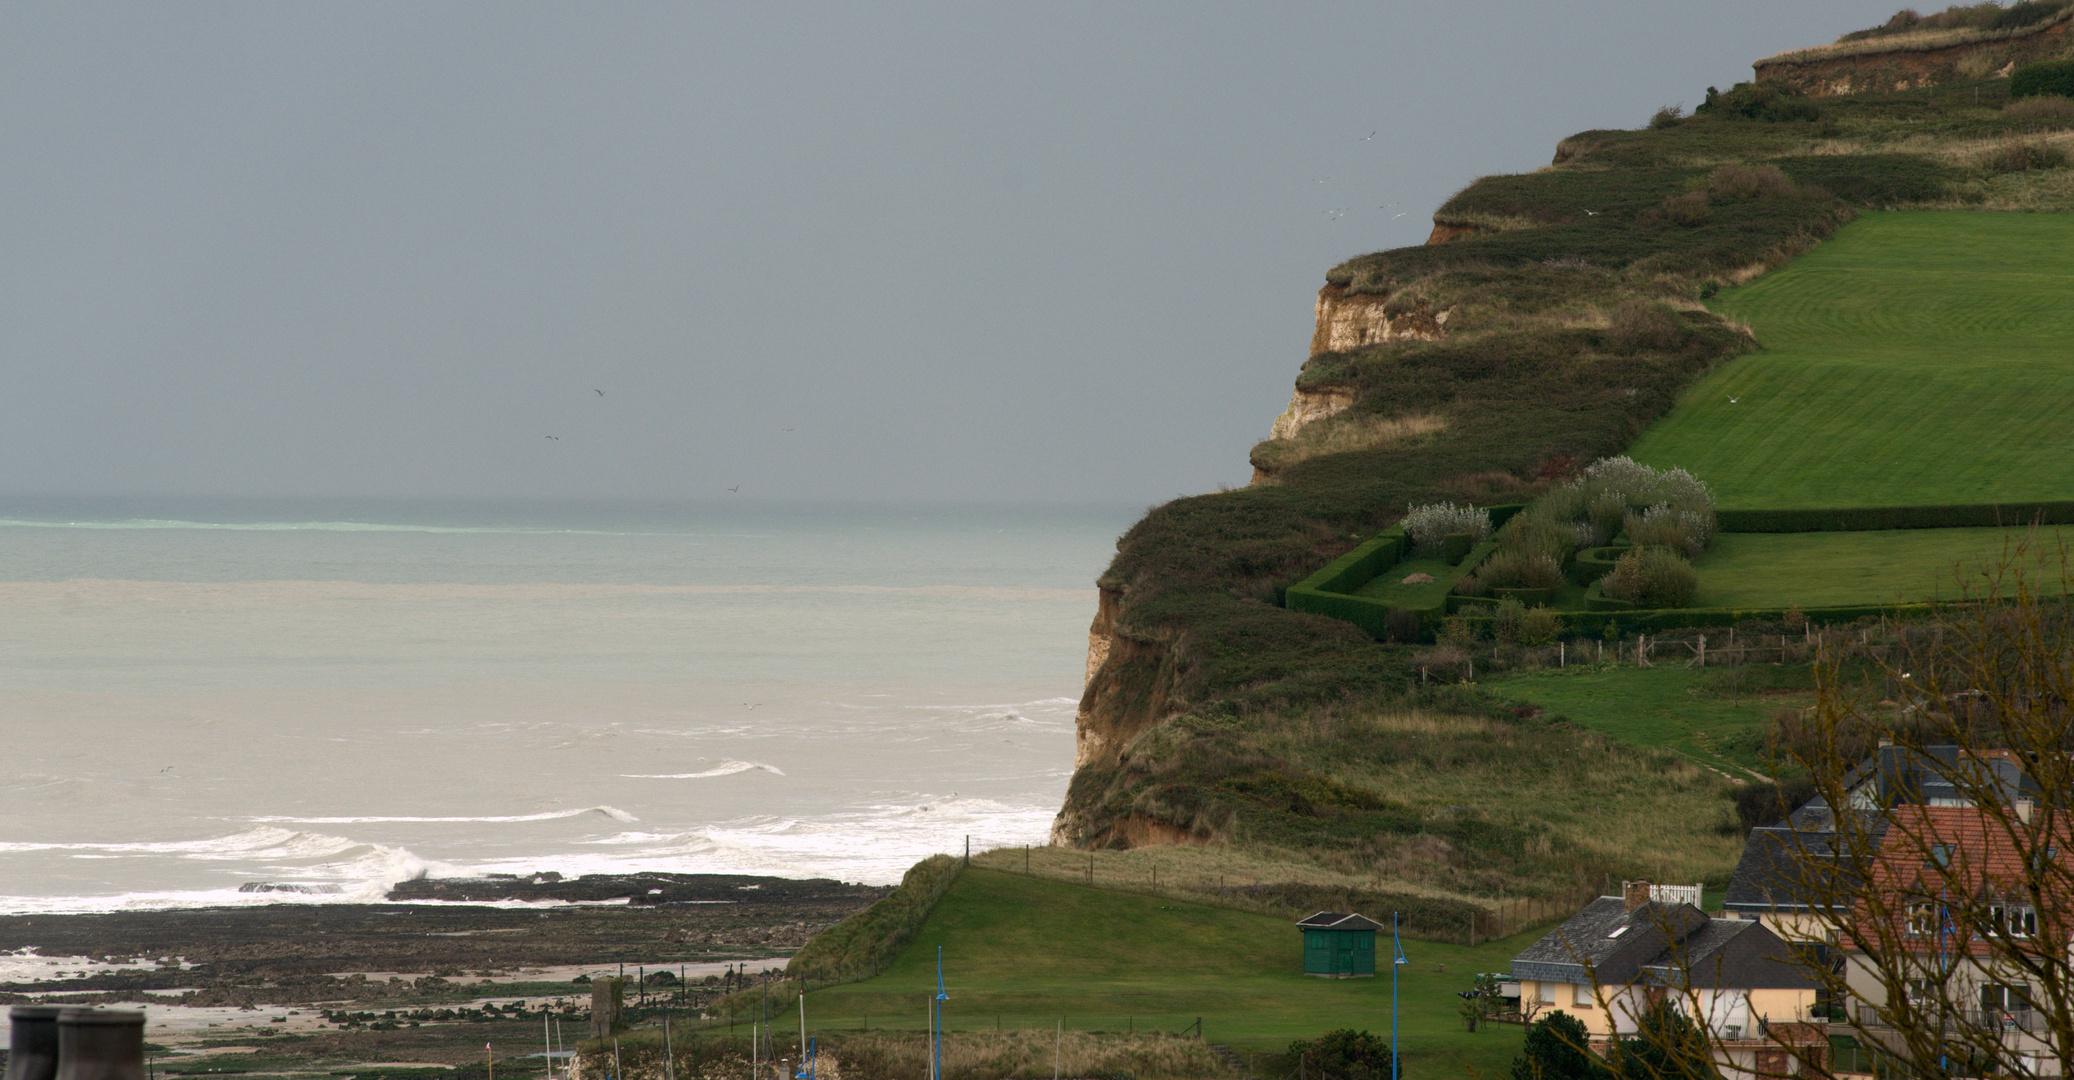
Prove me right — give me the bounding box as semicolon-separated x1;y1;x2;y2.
936;946;949;1080
1391;912;1408;1080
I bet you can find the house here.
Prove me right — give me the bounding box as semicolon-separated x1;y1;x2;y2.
1836;804;2071;1079
1296;912;1381;977
1724;744;2038;941
1510;881;1822;1080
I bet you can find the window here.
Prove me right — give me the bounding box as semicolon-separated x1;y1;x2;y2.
1607;926;1628;939
1991;903;2037;939
1574;983;1594;1009
1926;843;1956;870
1905;979;1935;1010
1906;902;1939;937
1536;982;1555;1004
1981;984;2031;1013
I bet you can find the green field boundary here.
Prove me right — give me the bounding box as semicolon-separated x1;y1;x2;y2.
1283;501;2057;637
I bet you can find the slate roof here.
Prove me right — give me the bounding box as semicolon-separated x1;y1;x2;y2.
1509;897;1708;985
1512;897;1816;991
1296;912;1384;931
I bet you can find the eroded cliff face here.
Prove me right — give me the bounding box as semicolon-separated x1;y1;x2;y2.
1753;10;2072;97
1307;283;1446;355
1053;277;1447;847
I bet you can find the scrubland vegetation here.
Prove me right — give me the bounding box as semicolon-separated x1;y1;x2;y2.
1064;62;2074;913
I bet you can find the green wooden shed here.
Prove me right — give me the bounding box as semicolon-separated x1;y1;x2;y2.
1297;912;1382;977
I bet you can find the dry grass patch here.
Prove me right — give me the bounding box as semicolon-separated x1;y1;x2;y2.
1250;411;1446;475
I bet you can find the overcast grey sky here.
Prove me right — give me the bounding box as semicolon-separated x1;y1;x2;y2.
3;2;1899;504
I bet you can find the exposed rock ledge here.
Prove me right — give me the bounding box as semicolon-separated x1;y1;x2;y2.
1308;283;1447;356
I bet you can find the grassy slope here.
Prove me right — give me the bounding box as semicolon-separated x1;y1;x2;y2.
1628;212;2074;508
807;867;1539;1072
1485;665;1815;779
1691;526;2050;606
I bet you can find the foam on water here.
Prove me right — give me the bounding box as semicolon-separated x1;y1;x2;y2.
0;499;1121;911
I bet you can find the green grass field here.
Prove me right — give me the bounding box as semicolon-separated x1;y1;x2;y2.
1352;554;1459;606
1689;527;2049;608
1627;212;2074;509
1486;665;1812;779
803;868;1538;1073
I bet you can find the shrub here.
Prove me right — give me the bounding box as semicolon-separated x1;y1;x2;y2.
1845;1;2072;39
2011;59;2074;100
1986;141;2069;172
1708;164;1797;201
1493;596;1527;643
1290;1029;1402;1080
2005;94;2074;120
1439;615;1481;649
1696;82;1821;122
1648;105;1684;130
1476;549;1565;590
1659;190;1712;226
1503;509;1585;560
1606;299;1692;353
1520;606;1565;646
1402;502;1492;555
1383;606;1421;644
1601;547;1699;608
1441;532;1475;565
1453;573;1490;598
1623;503;1718;556
1734;777;1817;832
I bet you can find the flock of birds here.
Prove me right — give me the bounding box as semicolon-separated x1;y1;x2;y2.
542;386;787;494
1316;130;1413;224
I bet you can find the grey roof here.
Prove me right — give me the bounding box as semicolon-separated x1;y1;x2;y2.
1509;897;1708;985
1843;745;2035;808
1297;912;1383;931
1724;798;1883;916
1512;898;1816;991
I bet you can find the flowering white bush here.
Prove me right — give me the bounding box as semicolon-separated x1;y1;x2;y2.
1402;502;1492;555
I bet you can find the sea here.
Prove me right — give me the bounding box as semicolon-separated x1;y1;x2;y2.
0;497;1135;914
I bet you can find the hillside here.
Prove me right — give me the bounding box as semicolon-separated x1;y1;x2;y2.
1051;28;2074;916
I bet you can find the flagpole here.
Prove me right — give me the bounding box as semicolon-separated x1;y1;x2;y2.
485;1042;493;1080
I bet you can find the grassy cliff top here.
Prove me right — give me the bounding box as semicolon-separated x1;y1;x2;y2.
1059;68;2074;907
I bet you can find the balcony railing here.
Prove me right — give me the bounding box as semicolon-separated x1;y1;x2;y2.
1855;1004;2046;1035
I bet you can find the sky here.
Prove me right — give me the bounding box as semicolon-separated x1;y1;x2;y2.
1;2;1904;506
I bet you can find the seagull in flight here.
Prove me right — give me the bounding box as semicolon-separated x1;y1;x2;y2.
782;428;794;434
743;703;761;710
1583;209;1599;216
544;435;559;441
160;766;173;773
726;485;740;493
1359;131;1376;141
1728;396;1740;403
1391;212;1408;219
595;389;605;396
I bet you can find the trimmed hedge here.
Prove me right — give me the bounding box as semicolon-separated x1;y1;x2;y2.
1285;508;1524;639
786;854;963;985
2012;59;2074;99
1717;501;2074;533
1290;501;2042;639
1570;545;1628;586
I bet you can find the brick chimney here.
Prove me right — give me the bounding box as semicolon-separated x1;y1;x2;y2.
1623;880;1653;912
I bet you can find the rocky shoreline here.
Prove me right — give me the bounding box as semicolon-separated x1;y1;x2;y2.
0;873;887;1070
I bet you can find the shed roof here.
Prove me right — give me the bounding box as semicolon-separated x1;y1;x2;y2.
1296;912;1384;931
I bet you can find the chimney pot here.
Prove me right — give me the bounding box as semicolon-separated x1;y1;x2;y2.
1623;880;1652;912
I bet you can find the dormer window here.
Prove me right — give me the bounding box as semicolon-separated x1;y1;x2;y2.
1927;844;1955;870
1607;926;1628;939
1992;903;2037;939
